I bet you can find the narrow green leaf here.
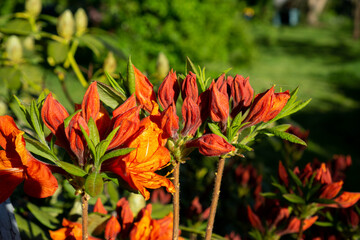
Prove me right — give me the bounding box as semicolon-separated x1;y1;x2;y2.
283;193;305;204
234;143;253;152
288;169;303;187
314;221;333;227
56;160;87;177
79;124;96;159
27;202;59;229
13;95;28;117
263;128;307;146
101;172;119;185
270;124;291;132
97;81;126;109
186;57;199;76
272;182;288;194
15;213;48;239
88;117;100;146
126;56;136;95
85;172;104;197
24;135;57;163
260;192;277;198
30;100;46;144
105;71;127;97
208;123;228;141
95;126;121;167
100;148;135;163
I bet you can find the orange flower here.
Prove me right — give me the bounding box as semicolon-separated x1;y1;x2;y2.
0;115;58;203
134;65;157;113
277;216;318;236
327;191;360;208
105;216;121;240
186;134;235;157
102;115;175;200
262;90;290;122
160;103;179;139
49;219;100;240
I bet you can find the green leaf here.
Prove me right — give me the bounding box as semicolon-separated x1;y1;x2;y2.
56;160;87;177
272;182;288;194
260;192;277;198
151;203;173;219
95;126;121;167
126;56;136;95
100;148;135;164
88;117;100;146
24;135;57;163
101;172;119;185
314;221;333;227
13;95;28;118
283;193;305;204
87;213;110;235
288;169;303;187
85;172;104;197
234;143;253;152
208;123;228;141
270;124;291;132
77;34;104;57
263;128;307;146
107;181;120;206
185;57;199;76
79;124;96;160
27;202;59;229
30;100;46;144
105;71;127;97
15;213;48;240
97;81;126;109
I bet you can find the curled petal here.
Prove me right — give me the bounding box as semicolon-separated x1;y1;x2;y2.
181;97;201;137
215;73;229;97
210;81;229;123
154;212;174;240
278;216;318;236
105;216;121;240
113;94;137;118
181;72;198;101
158;70;179;110
278;161;289;187
319;181;343;200
93;198;107;214
263;90;290;122
160;104;179;139
24;157;58;198
134;65;156;113
315;163;332;184
186;134;235;157
130;207;152;240
0;169;24;203
82;82;100;122
330;192;360;208
108;106;141;150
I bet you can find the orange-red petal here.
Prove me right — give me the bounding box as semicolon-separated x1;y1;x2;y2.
134;65;156;113
105;216;121;240
93;198;108;214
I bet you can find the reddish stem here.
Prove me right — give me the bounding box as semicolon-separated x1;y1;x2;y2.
173;161;180;240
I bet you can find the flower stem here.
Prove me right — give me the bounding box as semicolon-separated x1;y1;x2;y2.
81;193;89;240
297;218;304;240
68;49;88;88
173;161;180;240
205;157;226;240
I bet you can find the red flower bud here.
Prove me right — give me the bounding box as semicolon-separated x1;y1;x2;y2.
262;90;290;122
134;65;156;113
186;134;235;156
320;181;343;200
82;82;100;122
181;72;198;101
244;87;273;126
278;161;289;187
247;206;264;233
105;216;121;240
113;94;137;118
158;70;179;110
230;75;254;118
215;73;229;97
330;192;360;208
93;198;108;214
116;198;134;238
181;97;201;136
160;103;179;139
210;81;229;123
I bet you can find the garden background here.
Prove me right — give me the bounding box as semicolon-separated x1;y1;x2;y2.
1;0;360;239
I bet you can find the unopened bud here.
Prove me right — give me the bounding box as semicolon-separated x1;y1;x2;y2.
103;52;117;74
23;36;35;50
25;0;42;17
156;52;169;80
0;101;7;116
57;10;74;40
6;36;23;63
128;193;145;216
75;8;88;36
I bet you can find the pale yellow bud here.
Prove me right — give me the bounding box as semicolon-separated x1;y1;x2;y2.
156;52;170;80
57;10;75;40
23;36;35;50
75;8;88;36
25;0;42;17
103;52;117;74
0;101;7;116
128;193;145;216
6;36;23;63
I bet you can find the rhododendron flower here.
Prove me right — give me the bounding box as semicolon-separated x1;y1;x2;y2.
181;97;201;136
49;219;99;240
160;103;179;139
158;70;180;110
277;216;318;236
102;115;175;200
186;134;235;156
181;72;198;101
210;80;229;123
229;74;254;118
0;115;58;203
134;65;157;113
